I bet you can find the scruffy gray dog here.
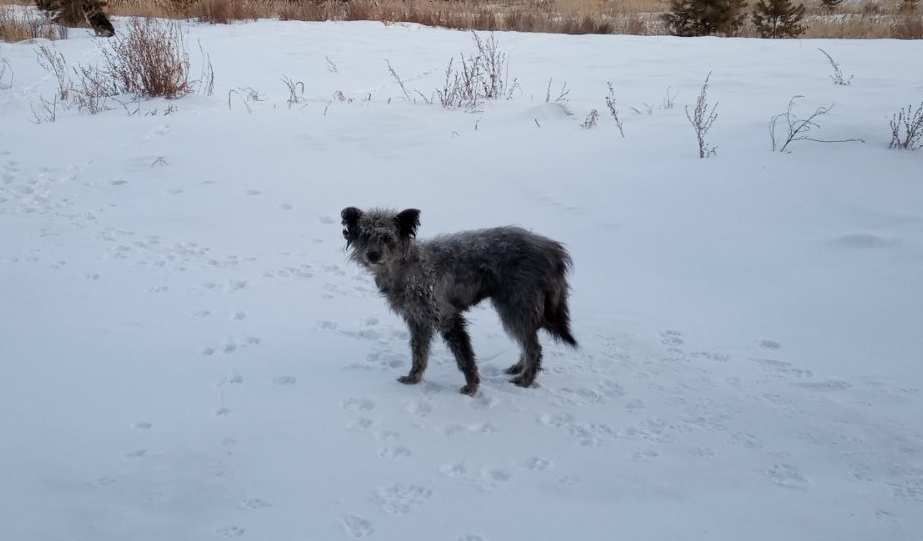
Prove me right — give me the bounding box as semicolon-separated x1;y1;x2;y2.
342;207;577;396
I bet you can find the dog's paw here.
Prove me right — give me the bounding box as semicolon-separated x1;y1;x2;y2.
504;363;524;375
510;375;535;388
459;384;479;396
397;374;422;385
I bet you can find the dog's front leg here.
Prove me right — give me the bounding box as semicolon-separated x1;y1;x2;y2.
398;318;433;385
439;315;480;396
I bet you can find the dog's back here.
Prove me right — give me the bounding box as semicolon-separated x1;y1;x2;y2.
423;226;576;346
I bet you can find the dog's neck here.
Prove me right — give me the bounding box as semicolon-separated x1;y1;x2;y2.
372;243;427;293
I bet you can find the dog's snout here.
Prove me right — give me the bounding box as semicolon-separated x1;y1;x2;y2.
367;250;382;264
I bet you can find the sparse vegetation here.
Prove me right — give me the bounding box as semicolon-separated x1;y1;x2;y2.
889;102;923;150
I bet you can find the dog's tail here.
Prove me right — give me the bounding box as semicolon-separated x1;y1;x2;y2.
543;251;577;348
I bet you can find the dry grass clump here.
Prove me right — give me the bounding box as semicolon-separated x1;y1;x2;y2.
0;4;67;41
101;17;193;97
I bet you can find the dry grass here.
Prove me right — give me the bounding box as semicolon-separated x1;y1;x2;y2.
0;4;67;41
0;0;919;38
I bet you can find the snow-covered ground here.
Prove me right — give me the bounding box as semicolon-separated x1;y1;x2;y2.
2;16;922;541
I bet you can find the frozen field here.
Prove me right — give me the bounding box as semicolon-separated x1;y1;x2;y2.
1;15;922;541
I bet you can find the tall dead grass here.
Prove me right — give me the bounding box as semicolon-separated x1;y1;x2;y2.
0;4;67;41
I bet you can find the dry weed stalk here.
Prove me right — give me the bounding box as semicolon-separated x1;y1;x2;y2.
605;82;625;138
0;54;11;90
769;95;864;153
818;48;853;86
686;72;718;158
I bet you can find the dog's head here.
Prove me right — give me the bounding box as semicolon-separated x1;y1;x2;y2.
341;207;420;270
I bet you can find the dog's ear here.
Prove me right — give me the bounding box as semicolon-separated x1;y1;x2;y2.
341;207;363;246
395;208;421;240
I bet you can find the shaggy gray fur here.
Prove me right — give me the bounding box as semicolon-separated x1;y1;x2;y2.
342;207;577;396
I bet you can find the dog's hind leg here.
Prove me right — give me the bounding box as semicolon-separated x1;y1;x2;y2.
439;315;480;396
504;355;525;375
398;319;433;385
510;331;542;388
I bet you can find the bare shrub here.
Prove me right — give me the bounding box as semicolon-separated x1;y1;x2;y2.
101;17;191;99
889;102;923;150
686;72;718;158
71;62;113;113
769;95;864;152
36;44;72;102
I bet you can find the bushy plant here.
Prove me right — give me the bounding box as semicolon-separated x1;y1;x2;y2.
752;0;806;38
662;0;748;37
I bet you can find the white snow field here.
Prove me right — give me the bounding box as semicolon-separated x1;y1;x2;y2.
2;15;923;541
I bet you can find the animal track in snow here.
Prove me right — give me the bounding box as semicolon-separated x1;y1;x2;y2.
342;515;374;537
379;446;412;459
374;484;432;514
660;330;684;347
761;463;810;489
215;525;245;538
271;375;297;386
757;339;781;350
239;497;271;510
342;398;376;412
523;457;552;471
404;400;433;418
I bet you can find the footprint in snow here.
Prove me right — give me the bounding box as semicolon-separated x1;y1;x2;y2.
215;526;245;538
239;497;271;510
374;484;432;514
761;463;810;489
271;375;297;386
342;515;374;538
342;398;375;412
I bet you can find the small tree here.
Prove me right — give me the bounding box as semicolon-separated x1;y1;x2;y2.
819;0;843;11
753;0;806;38
663;0;749;37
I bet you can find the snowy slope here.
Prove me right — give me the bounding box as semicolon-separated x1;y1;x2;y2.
2;17;923;541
